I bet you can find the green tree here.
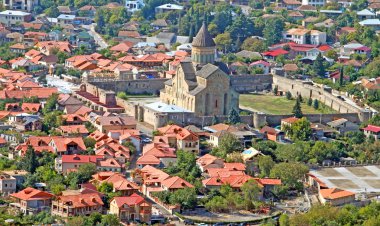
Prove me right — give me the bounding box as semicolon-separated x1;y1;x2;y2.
169;187;197;210
241;179;262;210
286;91;292;100
313;53;326;77
273;86;278;95
56;51;69;64
43;93;58;115
263;18;285;46
211;133;243;159
279;214;290;226
214;32;232;52
166;150;201;184
99;214;120;226
241;38;267;52
84;137;96;149
258;155;275;177
270;162;308;190
313;99;319;110
325;49;338;61
292;98;303;118
276;142;311;163
50;184;65;195
289;118;312;141
307;98;313;106
23;146;38;173
228;109;241;124
339;66;344;87
212;115;219;125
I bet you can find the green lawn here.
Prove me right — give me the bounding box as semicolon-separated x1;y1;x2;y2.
239;94;337;115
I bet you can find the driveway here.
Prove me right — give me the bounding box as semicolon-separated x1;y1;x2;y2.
82;23;109;50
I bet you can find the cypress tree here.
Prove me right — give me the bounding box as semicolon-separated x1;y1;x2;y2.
24;145;38;173
313;99;319;110
228;109;241;124
308;98;313;106
339;66;344;87
292;99;303;118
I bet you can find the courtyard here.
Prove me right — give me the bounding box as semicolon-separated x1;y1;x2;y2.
239;94;337;115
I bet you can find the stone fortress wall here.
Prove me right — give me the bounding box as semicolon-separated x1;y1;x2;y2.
82;74;373;129
272;75;373;122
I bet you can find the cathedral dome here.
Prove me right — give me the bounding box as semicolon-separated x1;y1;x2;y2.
192;22;216;48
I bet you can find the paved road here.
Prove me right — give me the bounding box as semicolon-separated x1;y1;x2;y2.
82;23;109;50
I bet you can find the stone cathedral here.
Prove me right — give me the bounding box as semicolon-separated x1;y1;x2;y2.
160;23;239;116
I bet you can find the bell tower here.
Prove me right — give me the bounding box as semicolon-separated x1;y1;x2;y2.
191;22;216;66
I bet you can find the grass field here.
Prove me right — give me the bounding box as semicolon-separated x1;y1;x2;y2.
239;94;337;115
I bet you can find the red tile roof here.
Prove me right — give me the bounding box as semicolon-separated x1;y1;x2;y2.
363;125;380;133
137;154;161;165
21;103;41;112
11;187;54;201
0;88;57;99
58;125;89;134
51;137;86;153
256;178;282;185
112;193;147;208
161;176;194;189
140;165;170;183
61;154;103;163
282;117;300;124
57;192;103;208
224;163;246;171
320;188;355;200
263;49;289;57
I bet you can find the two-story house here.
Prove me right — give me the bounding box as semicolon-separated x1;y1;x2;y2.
109;193;152;223
363;125;380;140
283;28;326;45
0;173;16;196
10;187;54;214
51;192;103;217
49;137;87;155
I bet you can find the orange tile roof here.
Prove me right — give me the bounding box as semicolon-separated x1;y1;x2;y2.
143;143;176;158
0;88;57;99
11;187;54;201
207;168;245;178
99;172;139;191
10;43;27;50
62;114;87;123
224;163;246;171
98;158;123;168
110;41;134;53
319;188;355;200
61;154;103;163
161;176;194;189
58;125;89;134
50;137;86;153
157;124;198;141
0;137;6;144
281;117;300;124
256;178;282;185
137;154;161;165
36;41;72;53
197;154;221;167
21;103;41;112
56;192;103;208
112;193;147;208
140;165;170;183
220;175;255;188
